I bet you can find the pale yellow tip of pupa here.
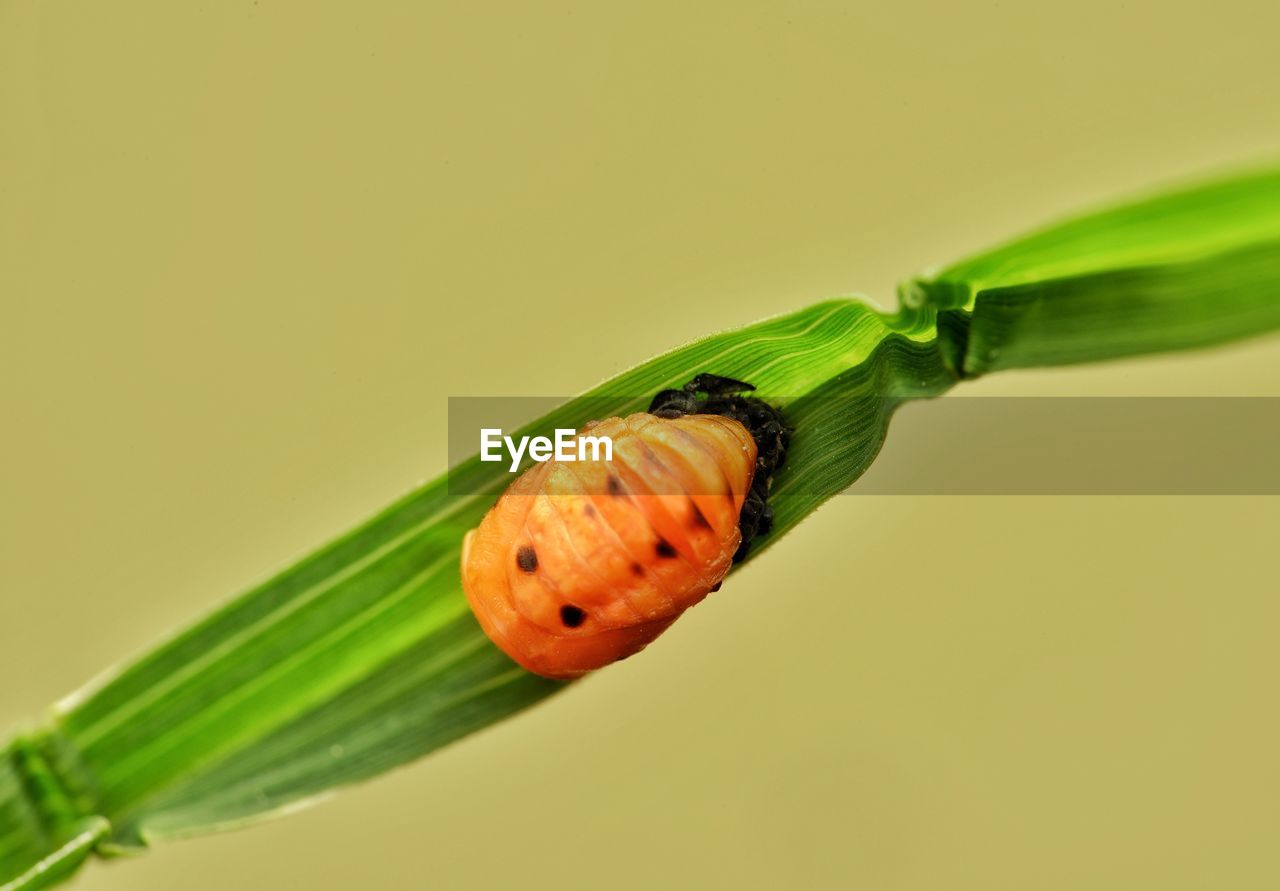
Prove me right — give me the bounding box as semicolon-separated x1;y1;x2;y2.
461;529;475;569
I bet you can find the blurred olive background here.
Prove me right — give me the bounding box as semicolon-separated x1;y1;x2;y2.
3;2;1280;889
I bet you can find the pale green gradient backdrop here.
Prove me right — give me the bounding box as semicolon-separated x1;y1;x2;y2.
3;2;1280;889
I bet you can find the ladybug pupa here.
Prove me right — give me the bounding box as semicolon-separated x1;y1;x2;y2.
461;374;791;679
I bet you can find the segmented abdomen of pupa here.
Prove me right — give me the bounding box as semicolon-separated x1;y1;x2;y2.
461;412;756;679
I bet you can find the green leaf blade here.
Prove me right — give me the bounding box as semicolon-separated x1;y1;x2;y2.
913;165;1280;375
5;167;1280;889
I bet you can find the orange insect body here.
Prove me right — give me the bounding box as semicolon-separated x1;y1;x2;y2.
462;412;758;679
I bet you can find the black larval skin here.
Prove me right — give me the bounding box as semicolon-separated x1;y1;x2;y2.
648;373;792;562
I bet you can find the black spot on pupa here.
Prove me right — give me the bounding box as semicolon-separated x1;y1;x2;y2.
560;605;586;627
655;538;677;558
516;546;538;573
584;504;597;518
630;562;645;576
607;476;625;496
709;581;722;593
689;500;711;530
